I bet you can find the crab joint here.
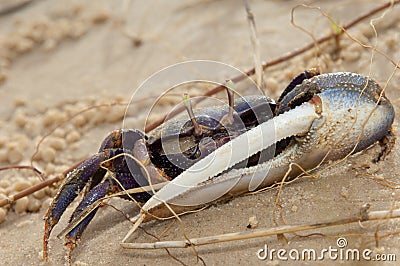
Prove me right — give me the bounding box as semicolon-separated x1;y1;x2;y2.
309;95;323;115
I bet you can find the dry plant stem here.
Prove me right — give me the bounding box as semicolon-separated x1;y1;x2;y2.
292;3;400;71
0;0;33;15
121;208;400;249
0;175;61;207
144;0;400;133
243;0;264;90
0;165;42;175
0;160;83;208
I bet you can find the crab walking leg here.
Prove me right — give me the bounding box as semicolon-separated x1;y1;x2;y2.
123;99;321;242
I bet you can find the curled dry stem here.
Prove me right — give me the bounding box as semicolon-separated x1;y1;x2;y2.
243;0;265;91
291;2;400;72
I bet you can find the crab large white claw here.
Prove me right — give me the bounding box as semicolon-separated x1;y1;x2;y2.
122;99;322;242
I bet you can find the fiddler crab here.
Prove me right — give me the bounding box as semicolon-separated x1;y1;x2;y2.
43;71;395;264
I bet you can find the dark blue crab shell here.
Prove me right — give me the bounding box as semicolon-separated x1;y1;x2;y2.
146;95;276;178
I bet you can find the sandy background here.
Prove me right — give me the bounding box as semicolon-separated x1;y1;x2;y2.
0;0;400;265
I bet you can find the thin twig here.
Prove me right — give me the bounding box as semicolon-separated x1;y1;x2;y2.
0;160;84;208
121;208;400;249
243;0;264;90
0;175;61;207
0;165;42;175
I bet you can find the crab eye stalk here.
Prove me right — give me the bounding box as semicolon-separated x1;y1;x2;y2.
219;79;236;126
183;93;203;137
